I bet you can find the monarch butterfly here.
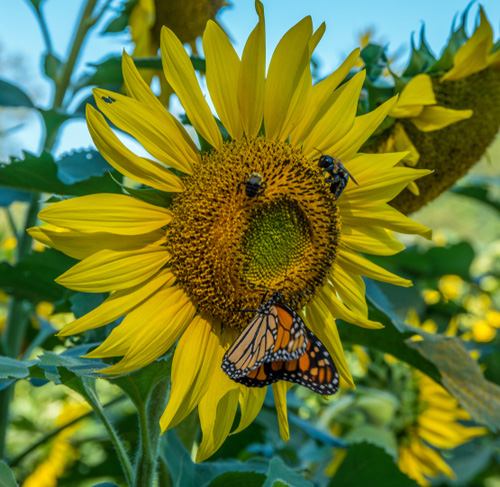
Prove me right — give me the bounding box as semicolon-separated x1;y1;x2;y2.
222;291;339;395
222;291;307;379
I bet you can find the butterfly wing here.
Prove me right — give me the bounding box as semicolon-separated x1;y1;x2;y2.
222;312;277;379
234;326;339;395
274;326;339;395
222;295;308;380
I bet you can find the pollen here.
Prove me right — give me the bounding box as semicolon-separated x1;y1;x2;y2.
167;137;341;329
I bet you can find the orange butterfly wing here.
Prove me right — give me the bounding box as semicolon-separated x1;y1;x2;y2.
222;293;307;379
232;326;339;395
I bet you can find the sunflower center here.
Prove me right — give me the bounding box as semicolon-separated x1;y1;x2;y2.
166;137;341;329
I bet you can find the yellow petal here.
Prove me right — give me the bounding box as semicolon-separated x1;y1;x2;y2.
389;74;436;118
58;269;175;336
330;263;368;316
341;226;405;256
290;49;360;147
264;16;312;139
122;51;163;111
325;96;398;161
56;246;170;292
319;283;383;329
98;289;196;373
441;7;493;82
91;94;191;180
340;203;432;240
196;326;240;462
232;386;266;435
411;106;473;132
28;226;163;261
161;27;222;150
275;23;324;141
303;70;366;156
39;194;172;235
345;152;405;180
122;52;201;169
203;21;243;140
160;315;221;431
340;167;432;204
337;248;412;287
305;300;355;390
272;381;293;442
87;106;185;192
237;0;265;138
86;284;181;359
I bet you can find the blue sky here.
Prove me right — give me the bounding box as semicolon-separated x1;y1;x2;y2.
1;0;500;159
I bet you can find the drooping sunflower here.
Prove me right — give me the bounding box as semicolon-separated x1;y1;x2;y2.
29;1;431;461
398;373;488;486
368;6;500;214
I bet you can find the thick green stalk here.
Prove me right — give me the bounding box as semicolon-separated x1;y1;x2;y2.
89;394;134;486
135;378;169;487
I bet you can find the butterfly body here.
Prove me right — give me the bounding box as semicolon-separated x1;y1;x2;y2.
317;155;358;200
222;291;339;395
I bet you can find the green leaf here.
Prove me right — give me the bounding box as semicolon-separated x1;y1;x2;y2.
0;188;32;206
43;53;63;82
0;79;34;108
0;151;121;195
329;442;419;487
0;248;76;303
263;457;312;487
0;357;35;380
451;184;500;214
429;5;470;74
110;357;172;408
101;0;136;34
408;335;500;432
208;472;265;487
92;484;121;487
75;55;206;92
338;281;441;381
370;242;475;280
360;44;389;82
55;149;114;184
0;460;18;487
162;430;267;487
40;109;71;138
33;345;108;384
344;425;397;458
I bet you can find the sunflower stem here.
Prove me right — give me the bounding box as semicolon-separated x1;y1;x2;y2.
52;0;100;110
84;386;134;486
134;377;169;487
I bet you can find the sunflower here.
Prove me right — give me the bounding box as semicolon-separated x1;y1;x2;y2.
29;1;431;461
130;0;229;56
398;373;488;486
385;6;500;214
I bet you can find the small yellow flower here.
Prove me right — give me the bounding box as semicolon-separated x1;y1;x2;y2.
438;275;465;301
30;2;431;461
398;373;488;486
